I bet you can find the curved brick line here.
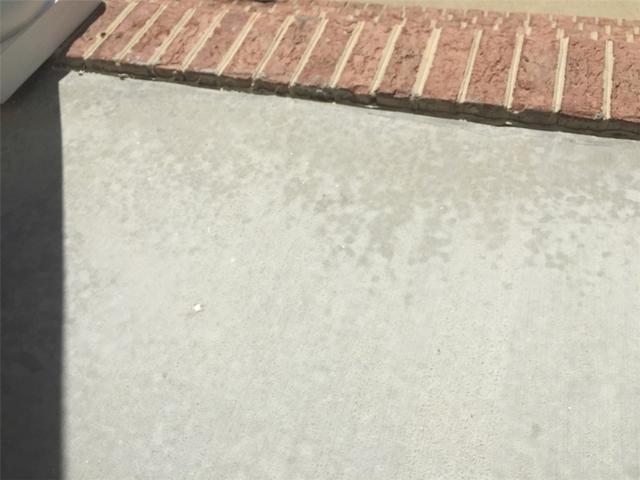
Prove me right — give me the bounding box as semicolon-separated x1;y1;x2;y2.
59;0;640;137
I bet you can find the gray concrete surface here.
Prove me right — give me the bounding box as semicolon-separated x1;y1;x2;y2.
2;68;640;479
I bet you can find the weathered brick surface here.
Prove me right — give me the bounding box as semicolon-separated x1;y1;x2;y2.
465;30;515;107
295;17;357;90
376;22;432;103
187;8;252;81
59;0;640;135
561;36;605;119
120;3;193;72
611;40;640;123
421;26;474;103
335;21;395;101
377;6;405;24
256;14;322;91
511;33;559;113
222;12;289;86
88;2;163;68
154;5;223;77
63;1;128;66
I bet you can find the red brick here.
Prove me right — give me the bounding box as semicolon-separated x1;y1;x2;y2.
598;24;634;41
511;33;559;113
444;9;467;24
423;7;446;25
63;1;128;66
154;5;223;77
465;30;515;107
88;2;163;69
376;22;432;103
120;3;193;74
611;40;640;123
342;2;379;21
363;3;384;19
501;11;527;30
187;8;253;82
242;1;277;14
554;15;576;31
529;13;553;30
377;6;404;24
271;0;296;15
295;17;358;91
321;3;346;18
471;11;503;28
561;36;605;119
421;26;474;103
404;6;425;22
222;12;290;86
256;14;323;91
295;0;323;16
335;20;394;101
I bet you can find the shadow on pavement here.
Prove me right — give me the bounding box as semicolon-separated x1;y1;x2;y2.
2;66;67;479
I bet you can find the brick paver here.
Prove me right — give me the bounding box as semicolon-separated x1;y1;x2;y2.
60;0;640;135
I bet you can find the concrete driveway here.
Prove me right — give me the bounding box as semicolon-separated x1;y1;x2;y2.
2;68;639;479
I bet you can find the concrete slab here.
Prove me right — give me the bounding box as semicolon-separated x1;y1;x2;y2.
2;68;640;479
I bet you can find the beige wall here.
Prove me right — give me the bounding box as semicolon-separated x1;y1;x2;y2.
366;0;640;19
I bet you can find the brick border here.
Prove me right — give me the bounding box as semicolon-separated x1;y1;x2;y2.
58;0;640;137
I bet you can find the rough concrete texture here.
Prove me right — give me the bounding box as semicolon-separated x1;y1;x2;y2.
2;68;640;479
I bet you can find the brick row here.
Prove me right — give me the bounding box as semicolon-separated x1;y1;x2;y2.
59;0;640;133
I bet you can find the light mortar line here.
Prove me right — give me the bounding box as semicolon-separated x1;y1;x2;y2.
504;31;524;109
457;29;483;103
603;39;614;119
553;34;569;113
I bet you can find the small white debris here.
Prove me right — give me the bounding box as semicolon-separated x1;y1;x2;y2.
193;303;203;313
